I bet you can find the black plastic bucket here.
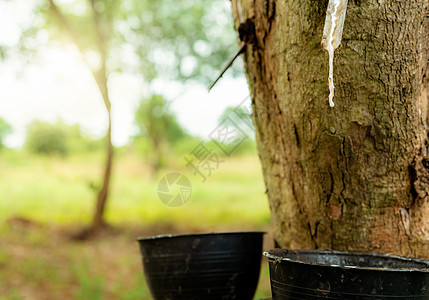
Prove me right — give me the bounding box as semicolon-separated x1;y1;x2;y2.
264;249;429;299
137;232;264;300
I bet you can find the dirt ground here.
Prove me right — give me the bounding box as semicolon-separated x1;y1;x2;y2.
0;218;273;300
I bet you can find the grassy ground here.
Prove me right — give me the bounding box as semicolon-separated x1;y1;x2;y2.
0;149;272;299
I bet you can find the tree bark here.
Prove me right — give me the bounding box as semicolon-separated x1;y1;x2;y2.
233;0;429;257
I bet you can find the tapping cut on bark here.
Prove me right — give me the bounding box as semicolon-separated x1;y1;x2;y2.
233;0;429;258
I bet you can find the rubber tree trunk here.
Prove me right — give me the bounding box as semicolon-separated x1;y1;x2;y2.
232;0;429;257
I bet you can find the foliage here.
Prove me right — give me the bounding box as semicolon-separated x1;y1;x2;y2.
25;120;102;156
135;95;188;144
34;0;119;61
22;0;239;85
12;0;245;235
67;125;104;153
170;135;205;157
0;118;12;149
124;0;240;84
25;120;69;156
134;94;188;171
0;45;6;60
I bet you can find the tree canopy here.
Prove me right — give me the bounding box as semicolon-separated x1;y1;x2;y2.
23;0;239;85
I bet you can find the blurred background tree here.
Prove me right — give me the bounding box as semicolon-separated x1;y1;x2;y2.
18;0;240;238
0;118;12;150
30;0;122;237
134;95;188;175
0;46;6;61
25;120;103;156
0;1;274;298
25;120;69;156
123;0;239;84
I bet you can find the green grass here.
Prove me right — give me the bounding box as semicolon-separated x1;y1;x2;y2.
0;149;272;299
0;150;269;228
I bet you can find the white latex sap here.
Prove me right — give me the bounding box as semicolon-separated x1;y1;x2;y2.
321;0;348;107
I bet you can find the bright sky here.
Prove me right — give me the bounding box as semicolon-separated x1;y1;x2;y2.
0;0;250;148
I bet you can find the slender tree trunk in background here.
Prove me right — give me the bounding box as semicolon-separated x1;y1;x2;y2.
232;0;429;257
88;66;114;235
48;0;114;238
90;123;113;232
85;0;114;237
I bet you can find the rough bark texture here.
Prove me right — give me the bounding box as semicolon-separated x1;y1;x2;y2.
232;0;429;257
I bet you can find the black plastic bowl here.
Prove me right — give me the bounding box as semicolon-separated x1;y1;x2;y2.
137;232;264;300
264;249;429;299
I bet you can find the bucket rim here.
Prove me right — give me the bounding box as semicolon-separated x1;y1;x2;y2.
136;231;266;242
263;249;429;273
